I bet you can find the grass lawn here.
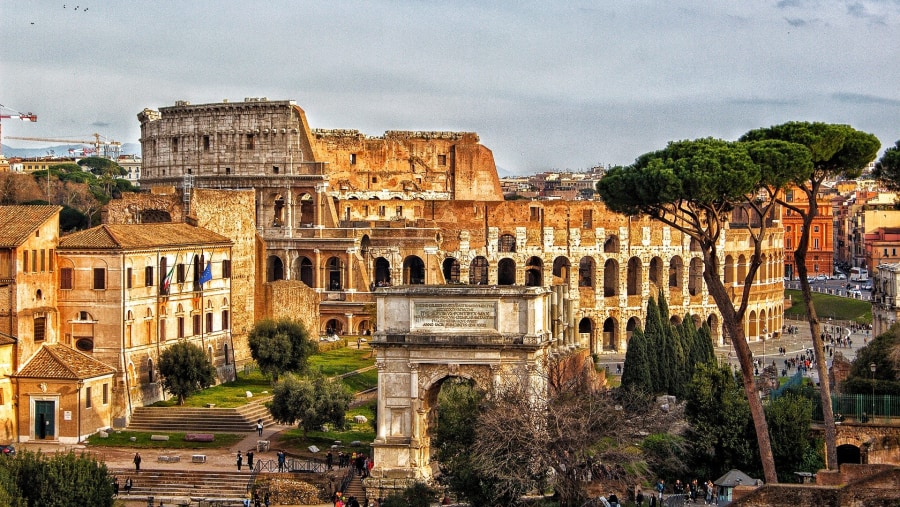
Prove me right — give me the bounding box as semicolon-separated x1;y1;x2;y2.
152;368;273;408
277;401;376;454
784;289;872;323
85;431;244;449
308;347;375;376
340;368;378;393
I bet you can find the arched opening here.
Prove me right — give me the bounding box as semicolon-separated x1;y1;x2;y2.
498;258;516;285
442;258;460;283
724;255;735;284
403;256;426;284
627;257;642;296
138;209;172;223
297;193;314;225
708;314;722;344
326;257;343;290
748;310;758;339
148;358;154;384
425;376;486;477
374;257;391;286
670;315;682;325
578;317;594;352
602;317;617;351
325;318;344;335
578;257;595;288
603;259;619;297
357;320;371;335
266;255;284;282
552;256;571;287
737;254;747;282
525;257;543;287
626;317;640;342
469;256;488;285
669;256;683;293
498;233;516;253
360;235;371;256
604;235;619;253
272;194;285;226
649;257;663;292
294;256;314;286
837;444;861;465
688;257;704;296
759;253;768;283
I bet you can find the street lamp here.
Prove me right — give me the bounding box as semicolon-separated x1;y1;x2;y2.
870;362;877;422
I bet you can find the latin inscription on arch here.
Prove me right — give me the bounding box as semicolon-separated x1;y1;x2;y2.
412;301;496;331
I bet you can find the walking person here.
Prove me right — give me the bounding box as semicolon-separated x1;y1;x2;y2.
124;477;133;494
133;452;142;472
237;451;243;471
257;419;264;436
112;477;119;496
247;449;255;470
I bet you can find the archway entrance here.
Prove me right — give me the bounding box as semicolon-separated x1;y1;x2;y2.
837;444;861;465
368;286;554;483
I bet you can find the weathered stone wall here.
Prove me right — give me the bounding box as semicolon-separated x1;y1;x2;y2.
732;465;900;506
102;189;184;224
190;189;259;363
262;280;319;335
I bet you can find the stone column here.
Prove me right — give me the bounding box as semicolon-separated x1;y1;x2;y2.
375;361;387;440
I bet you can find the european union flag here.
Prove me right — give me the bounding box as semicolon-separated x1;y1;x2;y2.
199;262;213;284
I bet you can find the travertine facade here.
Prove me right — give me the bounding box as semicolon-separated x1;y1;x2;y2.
136;98;785;355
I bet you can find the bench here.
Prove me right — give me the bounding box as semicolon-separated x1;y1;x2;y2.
184;433;215;442
150;434;170;441
191;454;207;464
157;455;181;463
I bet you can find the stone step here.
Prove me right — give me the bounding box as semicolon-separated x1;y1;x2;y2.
110;468;250;500
129;403;276;434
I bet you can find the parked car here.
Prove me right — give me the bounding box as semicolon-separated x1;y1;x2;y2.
815;274;828;281
0;444;14;457
863;283;873;291
849;289;862;297
835;273;847;280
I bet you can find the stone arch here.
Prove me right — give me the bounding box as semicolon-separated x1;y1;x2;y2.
498;233;516;253
297;193;314;225
748;310;758;339
578;256;595;288
469;256;489;285
627;256;642;296
267;255;284;282
669;256;683;293
357;320;371;334
708;314;722;344
403;255;426;284
724;255;735;284
374;257;391;286
737;254;748;282
603;258;619;297
578;317;595;352
294;256;314;286
626;316;641;342
498;258;516;286
552;256;571;287
324;318;344;335
837;444;861;465
688;257;704;296
271;194;286;226
604;235;619;253
602;317;618;351
442;257;460;283
670;315;682;325
649;256;663;292
127;362;137;387
759;253;768;282
360;234;371;256
525;256;543;287
326;256;343;290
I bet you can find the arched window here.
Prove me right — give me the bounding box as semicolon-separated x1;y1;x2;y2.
498;258;516;285
374;257;391;286
327;257;342;290
604;259;619;297
525;257;543;287
578;257;595;287
469;257;488;285
604;235;619;253
627;257;642;296
403;256;426;284
442;258;460;283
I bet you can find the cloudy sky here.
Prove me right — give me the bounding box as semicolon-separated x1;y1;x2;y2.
2;1;900;174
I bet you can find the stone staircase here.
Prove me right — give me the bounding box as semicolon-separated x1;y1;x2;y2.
342;472;367;503
128;398;274;433
110;468;250;505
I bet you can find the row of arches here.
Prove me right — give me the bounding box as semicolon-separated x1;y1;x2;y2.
577;313;722;352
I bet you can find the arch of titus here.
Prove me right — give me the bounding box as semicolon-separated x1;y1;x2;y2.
368;285;562;482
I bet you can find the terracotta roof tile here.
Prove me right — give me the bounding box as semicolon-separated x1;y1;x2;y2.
0;205;60;248
60;223;232;250
15;344;116;380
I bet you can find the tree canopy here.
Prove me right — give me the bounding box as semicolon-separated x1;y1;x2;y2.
0;449;115;506
874;140;900;192
157;341;217;405
597;137;785;483
267;372;353;439
248;318;316;382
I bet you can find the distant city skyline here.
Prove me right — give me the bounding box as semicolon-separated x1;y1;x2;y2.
2;1;899;174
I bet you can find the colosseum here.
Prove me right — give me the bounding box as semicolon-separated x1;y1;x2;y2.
136;97;785;355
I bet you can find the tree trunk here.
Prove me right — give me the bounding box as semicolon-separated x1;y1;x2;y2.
793;194;838;469
705;272;779;484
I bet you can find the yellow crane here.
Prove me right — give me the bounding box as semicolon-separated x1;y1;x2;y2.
6;133;122;159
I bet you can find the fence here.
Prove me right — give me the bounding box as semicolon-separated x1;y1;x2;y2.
812;394;900;423
769;370;804;400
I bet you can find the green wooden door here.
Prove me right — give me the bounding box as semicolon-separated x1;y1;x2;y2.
34;400;55;439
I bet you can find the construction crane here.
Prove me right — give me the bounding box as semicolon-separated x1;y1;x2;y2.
6;133;122;160
0;104;38;158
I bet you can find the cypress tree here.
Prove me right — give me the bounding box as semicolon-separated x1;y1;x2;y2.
644;296;665;393
621;327;652;392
